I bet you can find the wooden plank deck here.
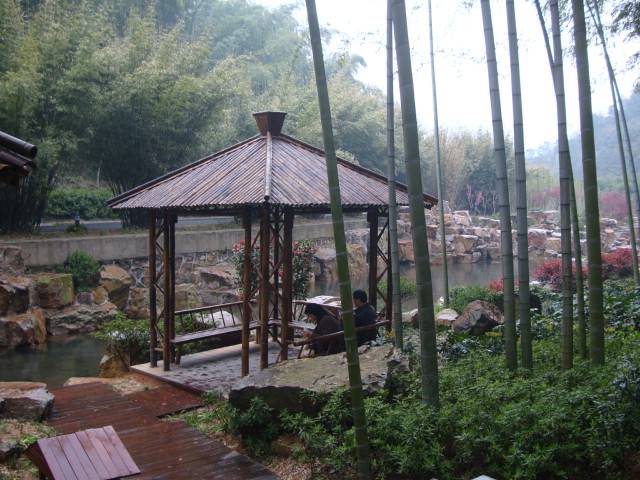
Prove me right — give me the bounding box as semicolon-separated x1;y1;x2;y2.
47;382;277;479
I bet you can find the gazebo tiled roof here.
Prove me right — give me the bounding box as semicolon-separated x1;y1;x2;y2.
108;112;437;213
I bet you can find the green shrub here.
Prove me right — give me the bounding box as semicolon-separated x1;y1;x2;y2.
46;187;116;220
58;251;101;292
65;224;88;234
449;285;502;314
225;398;279;457
378;276;416;298
93;313;149;366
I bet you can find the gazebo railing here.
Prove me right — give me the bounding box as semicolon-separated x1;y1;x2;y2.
174;301;255;334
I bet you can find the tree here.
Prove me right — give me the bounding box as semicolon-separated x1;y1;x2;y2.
587;0;640;286
480;0;517;371
534;0;588;360
391;0;439;406
505;0;532;369
572;0;605;365
304;1;372;478
386;0;403;349
427;0;449;306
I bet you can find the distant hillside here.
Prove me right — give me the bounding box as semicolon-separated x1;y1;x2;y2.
527;93;640;183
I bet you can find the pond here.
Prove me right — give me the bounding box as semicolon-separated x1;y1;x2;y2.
0;260;505;388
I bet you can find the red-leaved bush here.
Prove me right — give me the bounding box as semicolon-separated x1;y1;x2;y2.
488;278;503;292
602;248;634;279
600;191;628;220
533;259;587;291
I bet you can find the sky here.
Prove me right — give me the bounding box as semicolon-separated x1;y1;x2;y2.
254;0;640;150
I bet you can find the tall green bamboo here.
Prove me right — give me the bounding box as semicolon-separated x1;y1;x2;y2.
587;1;640;286
505;0;532;369
549;0;575;370
572;0;605;366
480;0;517;371
391;0;439;406
304;1;371;477
534;0;587;359
427;0;449;306
386;0;403;350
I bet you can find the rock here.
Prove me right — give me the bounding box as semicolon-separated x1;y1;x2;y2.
545;237;562;252
0;308;47;348
455;252;482;264
76;291;93;305
99;353;129;378
126;287;149;319
314;248;337;279
435;308;459;327
175;283;203;311
486;244;501;259
453;300;504;335
0;246;25;274
197;263;237;290
99;265;132;309
397;239;415;263
453;210;472;226
0;438;20;461
426;224;438;239
229;344;408;414
403;308;418;326
528;228;549;249
46;302;117;335
0;274;30;316
32;273;74;309
601;218;618;228
477;217;500;229
543;210;559;224
0;382;54;421
348;243;368;278
528;210;546;225
92;285;109;305
452;235;479;254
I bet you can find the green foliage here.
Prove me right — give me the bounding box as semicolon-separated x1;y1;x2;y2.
93;312;149;366
378;276;416;298
64;224;88;234
58;250;100;292
449;285;502;314
225;398;278;457
46;187;116;219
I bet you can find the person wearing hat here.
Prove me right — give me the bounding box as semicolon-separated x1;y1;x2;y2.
302;303;344;355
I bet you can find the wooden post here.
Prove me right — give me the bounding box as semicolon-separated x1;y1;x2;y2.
241;208;252;376
386;217;393;327
368;207;379;310
259;205;270;369
162;212;171;371
281;209;294;361
273;209;280;321
169;215;176;363
148;212;157;367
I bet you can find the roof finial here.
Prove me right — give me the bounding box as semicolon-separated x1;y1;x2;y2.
252;111;287;136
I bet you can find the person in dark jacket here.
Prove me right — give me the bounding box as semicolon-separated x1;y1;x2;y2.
302;303;344;355
353;289;378;345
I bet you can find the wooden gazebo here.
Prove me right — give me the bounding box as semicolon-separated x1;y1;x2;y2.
108;112;436;374
0;131;37;186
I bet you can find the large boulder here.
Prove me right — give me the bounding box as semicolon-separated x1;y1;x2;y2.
0;246;25;274
0;308;47;348
32;273;74;309
175;283;203;311
0;382;54;421
126;287;149;319
99;265;132;309
229;345;409;414
397;239;415;263
453;300;504;335
528;228;550;249
46;302;117;335
197;263;237;290
0;274;31;316
452;235;479;254
435;308;459;327
453;210;472;227
314;248;337;279
349;243;368;277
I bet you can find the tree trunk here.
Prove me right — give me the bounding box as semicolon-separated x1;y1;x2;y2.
480;0;517;371
506;0;531;369
534;0;587;359
572;0;605;366
391;0;439;406
387;0;403;350
587;1;640;286
304;1;372;477
428;0;449;307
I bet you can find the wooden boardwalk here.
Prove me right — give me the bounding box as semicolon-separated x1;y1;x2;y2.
48;382;277;479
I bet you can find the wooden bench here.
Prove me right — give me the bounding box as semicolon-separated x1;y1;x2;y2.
26;426;139;480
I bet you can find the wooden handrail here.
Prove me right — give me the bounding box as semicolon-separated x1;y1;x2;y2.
291;320;390;347
175;300;255;316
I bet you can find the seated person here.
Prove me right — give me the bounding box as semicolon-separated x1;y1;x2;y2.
302;303;345;356
353;289;378;345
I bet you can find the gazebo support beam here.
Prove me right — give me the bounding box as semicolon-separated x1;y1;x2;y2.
368;207;379;310
281;209;294;361
163;212;172;371
259;205;271;369
148;212;157;367
241;208;252;376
